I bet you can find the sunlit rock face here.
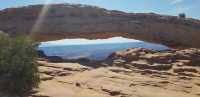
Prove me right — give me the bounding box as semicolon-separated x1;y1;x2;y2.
1;4;200;48
39;37;169;60
35;47;200;97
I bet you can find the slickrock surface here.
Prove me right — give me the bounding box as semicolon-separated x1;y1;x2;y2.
31;48;200;97
1;4;200;48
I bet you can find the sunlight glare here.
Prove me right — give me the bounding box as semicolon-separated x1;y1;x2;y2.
31;0;52;33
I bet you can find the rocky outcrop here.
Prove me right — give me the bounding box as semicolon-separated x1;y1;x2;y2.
106;48;200;73
0;4;200;48
27;48;200;97
38;61;91;80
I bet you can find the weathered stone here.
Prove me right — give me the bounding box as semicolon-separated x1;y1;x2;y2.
130;60;151;69
30;48;200;97
112;59;126;66
40;74;54;81
140;52;175;64
151;63;172;70
173;67;199;73
101;87;121;96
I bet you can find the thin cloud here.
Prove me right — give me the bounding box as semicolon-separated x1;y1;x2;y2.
170;0;183;5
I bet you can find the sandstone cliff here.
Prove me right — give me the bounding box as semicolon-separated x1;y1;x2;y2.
0;4;200;48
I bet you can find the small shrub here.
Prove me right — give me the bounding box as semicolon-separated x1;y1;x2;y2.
0;33;40;96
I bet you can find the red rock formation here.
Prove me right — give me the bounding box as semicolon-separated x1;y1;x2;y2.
0;4;200;48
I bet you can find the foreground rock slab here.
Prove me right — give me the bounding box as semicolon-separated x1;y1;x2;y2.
31;48;200;97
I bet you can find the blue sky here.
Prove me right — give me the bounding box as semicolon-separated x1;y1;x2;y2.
0;0;200;19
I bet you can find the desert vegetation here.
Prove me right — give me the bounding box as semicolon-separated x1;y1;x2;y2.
0;33;40;96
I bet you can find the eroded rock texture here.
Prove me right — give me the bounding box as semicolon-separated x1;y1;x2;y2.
0;4;200;48
27;48;200;97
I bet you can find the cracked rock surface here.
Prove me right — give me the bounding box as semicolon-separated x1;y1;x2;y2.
30;48;200;97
